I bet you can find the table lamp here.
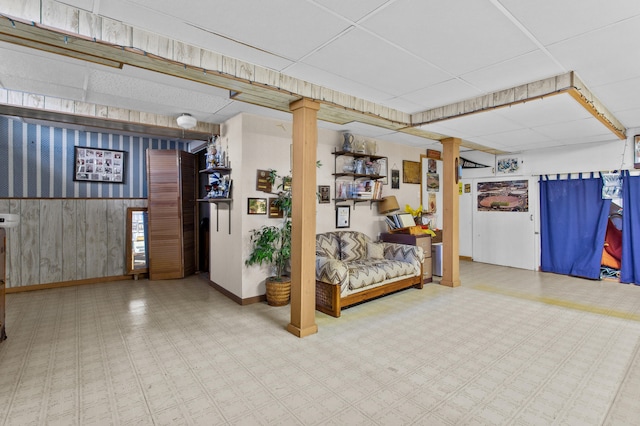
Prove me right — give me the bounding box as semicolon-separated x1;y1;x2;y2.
378;196;400;214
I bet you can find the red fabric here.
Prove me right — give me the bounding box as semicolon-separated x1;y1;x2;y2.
602;247;621;269
604;218;622;261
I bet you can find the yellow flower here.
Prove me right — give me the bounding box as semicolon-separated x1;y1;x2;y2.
404;204;422;217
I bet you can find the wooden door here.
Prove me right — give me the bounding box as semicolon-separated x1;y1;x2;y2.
147;150;196;280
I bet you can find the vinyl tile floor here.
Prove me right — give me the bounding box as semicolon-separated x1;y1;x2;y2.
1;261;640;425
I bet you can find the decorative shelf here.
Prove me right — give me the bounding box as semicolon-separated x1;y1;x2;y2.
332;172;385;179
334;198;382;209
199;167;232;174
332;150;385;161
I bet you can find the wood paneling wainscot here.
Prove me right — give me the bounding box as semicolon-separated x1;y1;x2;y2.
0;198;146;290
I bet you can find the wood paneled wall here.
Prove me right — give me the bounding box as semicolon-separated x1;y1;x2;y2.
0;198;146;289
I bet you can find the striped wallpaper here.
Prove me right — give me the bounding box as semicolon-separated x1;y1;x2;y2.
0;116;187;198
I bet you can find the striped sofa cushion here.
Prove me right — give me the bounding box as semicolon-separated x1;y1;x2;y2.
338;231;369;262
316;232;341;259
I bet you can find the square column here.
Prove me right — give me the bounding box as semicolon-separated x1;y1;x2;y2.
440;137;461;287
287;98;320;337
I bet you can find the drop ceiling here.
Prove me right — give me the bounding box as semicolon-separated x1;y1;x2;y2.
1;0;640;153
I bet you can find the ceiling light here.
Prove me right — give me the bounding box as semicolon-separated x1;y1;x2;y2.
176;113;197;129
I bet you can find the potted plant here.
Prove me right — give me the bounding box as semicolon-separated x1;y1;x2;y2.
245;169;293;306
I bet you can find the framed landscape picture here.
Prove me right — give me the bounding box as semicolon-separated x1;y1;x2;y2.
248;198;267;215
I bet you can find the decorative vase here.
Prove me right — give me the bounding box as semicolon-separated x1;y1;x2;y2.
265;276;291;306
342;133;354;152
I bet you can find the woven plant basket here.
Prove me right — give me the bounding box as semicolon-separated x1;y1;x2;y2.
265;277;291;306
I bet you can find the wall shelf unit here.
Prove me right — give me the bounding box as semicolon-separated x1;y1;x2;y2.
332;150;387;208
198;167;232;234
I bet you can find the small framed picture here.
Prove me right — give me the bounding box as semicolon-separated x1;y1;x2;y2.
318;185;330;204
248;198;267;215
268;197;283;218
336;205;350;228
256;169;272;192
391;169;400;189
635;135;640;169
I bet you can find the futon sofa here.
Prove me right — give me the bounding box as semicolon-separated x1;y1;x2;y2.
315;231;424;317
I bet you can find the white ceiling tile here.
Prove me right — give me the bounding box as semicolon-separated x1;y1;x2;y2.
500;0;640;45
421;111;523;139
302;28;451;96
461;50;564;93
534;116;614;140
0;42;88;91
402;79;483;111
591;76;640;114
313;0;389;22
85;67;230;120
284;62;394;104
128;0;351;61
547;16;640;86
361;0;537;75
478;128;552;148
494;94;591;128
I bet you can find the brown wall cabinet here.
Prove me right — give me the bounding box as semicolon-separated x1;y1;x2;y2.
147;150;197;280
380;232;432;284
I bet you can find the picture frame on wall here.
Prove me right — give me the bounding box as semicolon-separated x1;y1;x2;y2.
391;169;400;189
248;198;267;215
74;147;126;183
268;198;283;218
336;205;350;228
402;160;421;184
318;185;330;203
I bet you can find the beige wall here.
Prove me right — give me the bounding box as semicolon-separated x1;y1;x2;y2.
209;113;426;300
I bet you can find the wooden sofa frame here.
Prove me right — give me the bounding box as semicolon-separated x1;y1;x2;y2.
315;272;423;318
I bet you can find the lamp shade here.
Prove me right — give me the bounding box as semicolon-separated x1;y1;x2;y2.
378;196;400;214
176;113;197;129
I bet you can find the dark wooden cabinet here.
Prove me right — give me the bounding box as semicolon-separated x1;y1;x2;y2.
1;228;6;341
380;232;432;284
147;150;197;280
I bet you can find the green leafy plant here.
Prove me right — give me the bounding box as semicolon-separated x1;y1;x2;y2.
245;169;293;280
245;162;321;280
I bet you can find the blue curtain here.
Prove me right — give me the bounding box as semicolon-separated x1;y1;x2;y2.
540;174;611;279
621;171;640;284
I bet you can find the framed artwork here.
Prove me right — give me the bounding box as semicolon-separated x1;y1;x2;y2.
496;156;520;174
256;169;272;192
477;180;528;212
248;198;267;215
635;135;640;169
426;149;441;160
74;147;126;183
318;185;330;204
336;205;350;228
268;198;283;218
426;173;440;192
403;160;421;184
391;169;400;189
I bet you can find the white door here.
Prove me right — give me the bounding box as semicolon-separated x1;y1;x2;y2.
459;179;473;258
472;177;538;270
